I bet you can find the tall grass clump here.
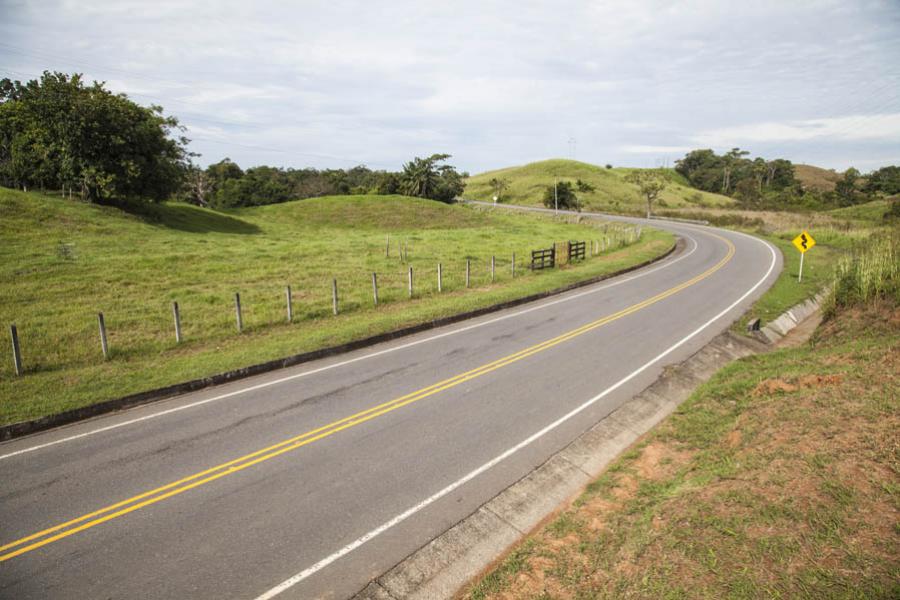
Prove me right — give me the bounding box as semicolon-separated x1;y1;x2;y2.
826;229;899;314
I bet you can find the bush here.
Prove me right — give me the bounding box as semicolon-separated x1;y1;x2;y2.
542;181;579;211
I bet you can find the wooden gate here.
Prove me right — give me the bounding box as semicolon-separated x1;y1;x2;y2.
568;240;586;262
531;246;556;270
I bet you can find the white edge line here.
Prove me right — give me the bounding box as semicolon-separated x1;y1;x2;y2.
253;235;778;599
0;235;698;461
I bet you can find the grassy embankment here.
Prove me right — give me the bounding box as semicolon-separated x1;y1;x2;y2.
0;189;674;425
464;224;899;598
465;159;735;213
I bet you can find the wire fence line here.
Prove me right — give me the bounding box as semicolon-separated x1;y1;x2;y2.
6;226;644;378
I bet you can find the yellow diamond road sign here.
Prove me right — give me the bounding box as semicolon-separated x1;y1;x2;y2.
793;231;816;254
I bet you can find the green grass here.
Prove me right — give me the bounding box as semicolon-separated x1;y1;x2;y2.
463;302;900;599
736;236;837;332
827;199;892;223
0;188;674;425
465;159;736;213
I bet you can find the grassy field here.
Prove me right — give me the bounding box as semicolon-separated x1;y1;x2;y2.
0;189;674;425
465;159;735;213
827;199;894;223
464;238;899;600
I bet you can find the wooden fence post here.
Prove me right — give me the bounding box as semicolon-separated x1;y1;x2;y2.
408;267;414;298
172;301;183;343
466;259;470;288
10;324;22;376
511;252;516;277
491;256;495;283
438;263;443;292
286;285;293;323
234;292;243;332
332;279;339;315
372;272;379;306
385;236;390;258
98;312;109;359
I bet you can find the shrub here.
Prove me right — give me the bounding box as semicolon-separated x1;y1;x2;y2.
826;231;899;314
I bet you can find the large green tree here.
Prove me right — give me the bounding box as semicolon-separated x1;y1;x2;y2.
0;71;190;202
400;153;466;203
865;165;900;195
542;180;579;211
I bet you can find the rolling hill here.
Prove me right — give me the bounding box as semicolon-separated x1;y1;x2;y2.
794;163;843;192
465;159;735;212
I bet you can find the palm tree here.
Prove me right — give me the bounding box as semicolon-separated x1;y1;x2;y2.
400;154;450;198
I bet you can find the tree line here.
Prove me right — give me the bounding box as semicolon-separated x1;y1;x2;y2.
181;153;465;208
0;71;189;202
675;148;900;210
0;71;466;207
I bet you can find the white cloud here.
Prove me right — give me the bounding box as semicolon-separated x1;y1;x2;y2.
622;145;694;154
2;0;899;172
693;113;900;147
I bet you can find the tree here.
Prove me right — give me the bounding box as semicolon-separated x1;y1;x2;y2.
488;177;510;202
675;149;722;193
835;167;863;206
0;71;190;202
400;153;466;203
542;180;579;211
721;148;749;194
375;171;401;195
625;169;670;218
183;164;212;207
865;165;900;195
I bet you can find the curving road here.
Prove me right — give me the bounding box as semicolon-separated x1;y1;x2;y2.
0;210;780;599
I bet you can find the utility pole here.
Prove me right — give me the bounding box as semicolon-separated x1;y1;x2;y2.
554;177;558;213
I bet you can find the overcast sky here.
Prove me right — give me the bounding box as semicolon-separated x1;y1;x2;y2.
2;0;899;173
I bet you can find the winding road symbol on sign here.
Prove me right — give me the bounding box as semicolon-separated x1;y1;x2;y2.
792;231;816;254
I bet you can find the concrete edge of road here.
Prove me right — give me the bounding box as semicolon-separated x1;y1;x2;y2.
752;290;828;344
351;291;825;600
0;241;679;443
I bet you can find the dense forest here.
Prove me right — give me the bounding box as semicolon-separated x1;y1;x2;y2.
675;148;900;210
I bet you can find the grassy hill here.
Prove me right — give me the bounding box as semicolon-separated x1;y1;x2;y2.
827;198;894;222
795;163;843;192
465;159;735;213
0;188;673;425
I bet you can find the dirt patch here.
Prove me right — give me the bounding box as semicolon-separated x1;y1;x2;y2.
754;378;797;395
797;374;844;387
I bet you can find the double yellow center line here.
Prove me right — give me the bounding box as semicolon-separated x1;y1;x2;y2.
0;235;734;563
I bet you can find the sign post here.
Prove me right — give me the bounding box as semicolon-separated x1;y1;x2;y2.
792;230;816;283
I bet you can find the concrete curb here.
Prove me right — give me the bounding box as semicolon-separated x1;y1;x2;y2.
753;290;828;344
352;295;826;600
1;241;678;442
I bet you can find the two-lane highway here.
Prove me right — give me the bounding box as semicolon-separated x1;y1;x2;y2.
0;213;780;599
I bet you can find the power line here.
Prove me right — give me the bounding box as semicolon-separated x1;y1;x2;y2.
188;136;398;170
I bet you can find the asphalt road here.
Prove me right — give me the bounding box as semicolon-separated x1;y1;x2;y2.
0;211;780;599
